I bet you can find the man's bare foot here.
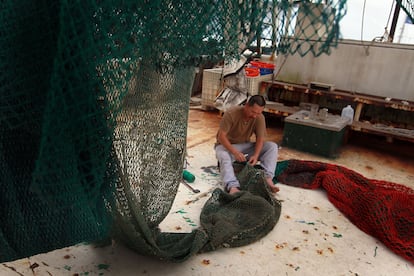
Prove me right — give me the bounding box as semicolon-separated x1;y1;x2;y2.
266;178;280;193
228;187;241;194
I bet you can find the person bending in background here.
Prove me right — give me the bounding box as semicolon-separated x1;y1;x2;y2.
215;95;279;194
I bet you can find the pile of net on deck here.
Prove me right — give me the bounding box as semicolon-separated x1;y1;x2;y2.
1;0;350;263
274;159;414;264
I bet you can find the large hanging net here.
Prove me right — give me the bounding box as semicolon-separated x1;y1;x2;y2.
0;1;348;263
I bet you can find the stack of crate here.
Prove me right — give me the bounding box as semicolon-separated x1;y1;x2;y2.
201;68;224;109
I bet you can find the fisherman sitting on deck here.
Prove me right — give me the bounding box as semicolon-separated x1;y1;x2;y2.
214;95;280;194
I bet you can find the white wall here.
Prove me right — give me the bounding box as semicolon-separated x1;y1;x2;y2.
275;39;414;101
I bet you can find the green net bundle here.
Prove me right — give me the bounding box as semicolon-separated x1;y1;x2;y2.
0;1;347;263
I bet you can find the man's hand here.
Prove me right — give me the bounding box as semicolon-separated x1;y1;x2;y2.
248;155;258;166
233;151;247;162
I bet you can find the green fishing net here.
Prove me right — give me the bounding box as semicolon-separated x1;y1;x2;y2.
0;0;348;263
274;0;347;56
398;0;414;24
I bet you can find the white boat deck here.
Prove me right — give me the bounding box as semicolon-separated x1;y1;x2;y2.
1;105;413;276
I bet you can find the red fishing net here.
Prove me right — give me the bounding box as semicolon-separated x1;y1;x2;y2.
275;159;414;264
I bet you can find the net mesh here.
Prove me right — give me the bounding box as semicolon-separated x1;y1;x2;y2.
1;1;346;263
273;0;347;57
275;159;414;264
398;0;414;23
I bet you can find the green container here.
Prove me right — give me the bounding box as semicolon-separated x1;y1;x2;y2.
282;110;348;158
182;170;196;183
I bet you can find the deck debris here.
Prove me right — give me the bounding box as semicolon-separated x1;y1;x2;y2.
296;220;315;225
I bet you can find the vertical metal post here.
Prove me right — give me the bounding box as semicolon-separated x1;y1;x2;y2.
389;1;401;42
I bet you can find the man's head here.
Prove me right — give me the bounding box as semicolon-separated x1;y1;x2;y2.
244;95;265;120
247;95;266;107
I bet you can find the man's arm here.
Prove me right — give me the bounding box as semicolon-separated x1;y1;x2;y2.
248;135;264;165
217;129;247;162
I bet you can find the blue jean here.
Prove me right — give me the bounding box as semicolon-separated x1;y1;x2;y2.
215;141;278;191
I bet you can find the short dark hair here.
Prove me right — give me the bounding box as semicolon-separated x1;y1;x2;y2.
247;95;265;107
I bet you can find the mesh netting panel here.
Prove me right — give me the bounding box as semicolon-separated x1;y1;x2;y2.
274;0;347;57
1;1;344;263
275;159;414;264
112;63;193;228
398;0;414;23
